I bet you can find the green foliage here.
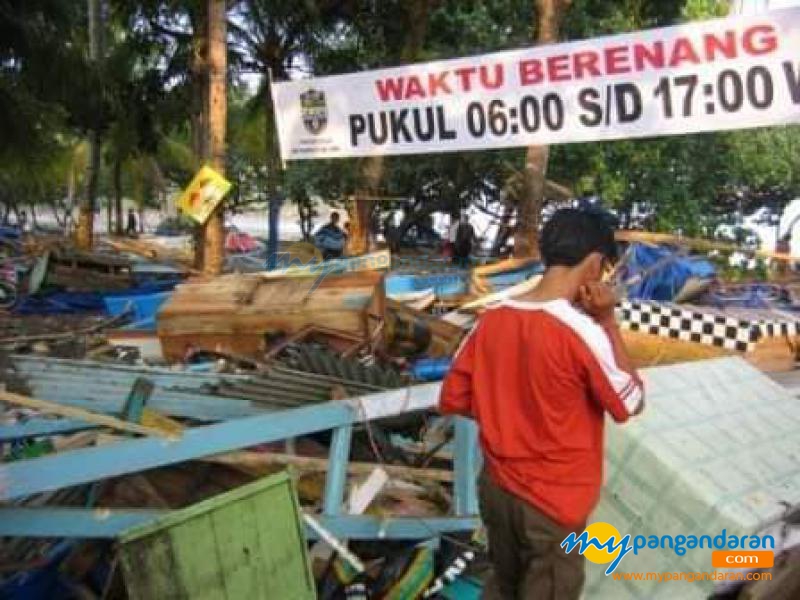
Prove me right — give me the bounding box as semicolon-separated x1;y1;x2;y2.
682;0;729;20
1;0;798;241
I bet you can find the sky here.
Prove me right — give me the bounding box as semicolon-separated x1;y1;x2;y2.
732;0;800;13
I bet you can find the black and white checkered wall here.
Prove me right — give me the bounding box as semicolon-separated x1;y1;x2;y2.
617;301;800;353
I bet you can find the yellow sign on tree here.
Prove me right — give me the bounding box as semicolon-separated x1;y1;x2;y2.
177;165;232;225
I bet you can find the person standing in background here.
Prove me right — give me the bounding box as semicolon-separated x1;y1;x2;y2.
18;210;29;233
443;212;458;260
453;213;475;266
314;211;346;259
126;208;138;236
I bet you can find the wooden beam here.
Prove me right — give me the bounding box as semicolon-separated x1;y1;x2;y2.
323;424;353;515
0;383;441;501
0;508;480;540
199;451;455;482
0;508;165;537
0;391;175;440
615;230;800;262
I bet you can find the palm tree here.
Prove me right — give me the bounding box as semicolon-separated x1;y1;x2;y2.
514;0;572;257
204;0;227;275
76;0;106;250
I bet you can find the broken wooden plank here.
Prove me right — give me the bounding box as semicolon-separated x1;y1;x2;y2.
0;391;175;440
199;448;454;482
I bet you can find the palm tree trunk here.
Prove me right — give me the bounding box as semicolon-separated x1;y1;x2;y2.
349;0;431;255
190;4;209;269
265;68;283;269
77;0;105;250
514;0;571;258
350;160;383;255
203;0;226;276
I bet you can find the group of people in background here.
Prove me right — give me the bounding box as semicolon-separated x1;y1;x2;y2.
313;209;475;263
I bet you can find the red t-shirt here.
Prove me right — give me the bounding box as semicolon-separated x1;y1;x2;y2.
439;298;643;528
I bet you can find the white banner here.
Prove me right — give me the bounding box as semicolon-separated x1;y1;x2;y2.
272;8;800;160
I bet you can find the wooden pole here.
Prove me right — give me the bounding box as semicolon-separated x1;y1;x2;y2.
203;0;226;276
199;450;455;482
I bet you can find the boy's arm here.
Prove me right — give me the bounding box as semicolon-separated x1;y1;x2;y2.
438;326;478;417
579;282;645;420
600;320;644;415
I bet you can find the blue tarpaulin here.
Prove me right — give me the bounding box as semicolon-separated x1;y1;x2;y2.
0;226;21;241
14;283;175;316
103;291;171;330
623;243;715;302
705;283;797;310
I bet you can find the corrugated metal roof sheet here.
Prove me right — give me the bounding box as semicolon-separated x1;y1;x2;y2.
5;355;398;421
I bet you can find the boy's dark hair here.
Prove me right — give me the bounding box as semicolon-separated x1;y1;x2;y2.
539;208;617;267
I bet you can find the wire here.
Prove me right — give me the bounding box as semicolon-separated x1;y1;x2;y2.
347;390;484;556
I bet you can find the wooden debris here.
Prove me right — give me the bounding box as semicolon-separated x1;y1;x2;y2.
103;236;195;270
51;431;101;452
303;513;365;573
264;325;368;361
0;312;130;346
0;391;177;439
386;299;465;357
140;409;185;437
157;271;385;361
199;451;455;483
47;248;135;291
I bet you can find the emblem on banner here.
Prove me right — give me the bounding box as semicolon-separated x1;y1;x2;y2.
300;89;327;135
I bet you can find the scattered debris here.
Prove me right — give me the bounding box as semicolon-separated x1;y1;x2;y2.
4;225;800;599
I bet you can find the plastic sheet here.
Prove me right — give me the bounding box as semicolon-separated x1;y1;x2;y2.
15;284;175;315
621;243;715;302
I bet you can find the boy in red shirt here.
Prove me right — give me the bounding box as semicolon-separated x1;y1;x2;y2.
439;209;644;599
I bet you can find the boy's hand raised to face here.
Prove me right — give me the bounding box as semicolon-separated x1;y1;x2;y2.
578;282;617;327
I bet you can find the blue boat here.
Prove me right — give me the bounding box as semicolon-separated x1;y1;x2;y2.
479;260;543;290
386;258;543;301
385;271;469;300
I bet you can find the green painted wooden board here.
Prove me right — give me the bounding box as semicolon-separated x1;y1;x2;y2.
118;471;315;600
